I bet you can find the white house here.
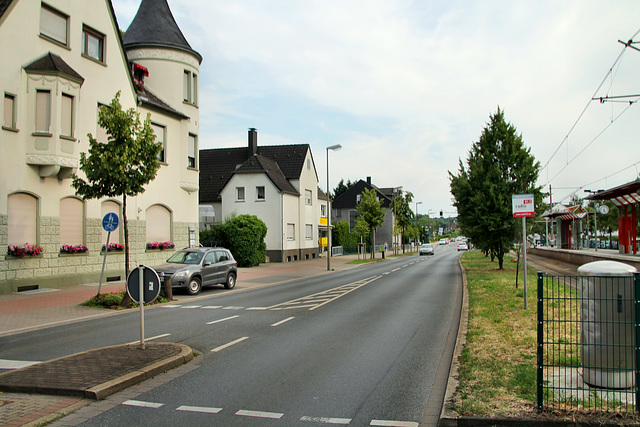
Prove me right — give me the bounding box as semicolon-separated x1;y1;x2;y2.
0;0;201;293
200;129;323;262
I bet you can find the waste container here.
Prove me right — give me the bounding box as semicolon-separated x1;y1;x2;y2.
578;260;638;389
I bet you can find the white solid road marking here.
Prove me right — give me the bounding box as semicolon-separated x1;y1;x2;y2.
300;415;352;424
236;409;284;419
271;317;295;327
211;336;249;352
177;405;222;414
125;333;171;345
123;400;164;408
206;315;239;325
0;359;41;369
370;420;419;427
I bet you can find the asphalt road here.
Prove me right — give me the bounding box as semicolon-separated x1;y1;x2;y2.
1;244;462;426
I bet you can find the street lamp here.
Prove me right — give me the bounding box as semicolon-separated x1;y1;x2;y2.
326;144;342;271
392;186;403;255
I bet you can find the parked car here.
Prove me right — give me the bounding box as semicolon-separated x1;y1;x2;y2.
153;247;237;295
419;243;435;256
439;239;447;245
457;242;469;251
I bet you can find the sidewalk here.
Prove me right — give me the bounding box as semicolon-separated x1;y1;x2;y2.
0;253;365;426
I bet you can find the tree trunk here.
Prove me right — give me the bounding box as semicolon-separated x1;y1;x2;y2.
119;194;133;308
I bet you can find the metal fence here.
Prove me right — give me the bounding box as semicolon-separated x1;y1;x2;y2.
537;271;640;414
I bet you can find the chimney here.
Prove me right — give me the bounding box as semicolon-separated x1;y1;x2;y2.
366;176;371;185
248;128;258;157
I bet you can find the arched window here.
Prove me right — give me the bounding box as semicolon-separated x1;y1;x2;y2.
101;200;121;245
60;197;83;245
146;205;171;243
8;193;38;245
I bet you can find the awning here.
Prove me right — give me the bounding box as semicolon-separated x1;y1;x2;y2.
585;179;640;207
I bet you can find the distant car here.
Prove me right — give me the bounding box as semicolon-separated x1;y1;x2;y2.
439;239;447;245
457;242;469;252
153;247;237;295
419;243;435;256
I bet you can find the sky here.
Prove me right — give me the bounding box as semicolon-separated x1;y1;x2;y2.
111;0;640;217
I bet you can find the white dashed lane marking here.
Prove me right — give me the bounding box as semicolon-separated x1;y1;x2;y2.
271;317;295;327
300;415;352;424
211;336;249;353
176;405;222;414
236;409;284;419
122;400;164;408
206;315;239;325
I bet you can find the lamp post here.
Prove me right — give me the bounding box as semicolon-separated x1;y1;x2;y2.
392;186;403;255
326;144;342;271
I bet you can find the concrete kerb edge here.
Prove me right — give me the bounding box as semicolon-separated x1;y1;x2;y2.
86;343;194;400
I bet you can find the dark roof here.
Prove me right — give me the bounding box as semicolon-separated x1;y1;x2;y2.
332;179;392;209
199;144;311;203
123;0;202;64
24;52;84;85
235;155;299;195
137;87;188;120
0;0;13;19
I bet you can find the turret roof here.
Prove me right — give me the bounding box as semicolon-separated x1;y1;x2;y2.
123;0;202;63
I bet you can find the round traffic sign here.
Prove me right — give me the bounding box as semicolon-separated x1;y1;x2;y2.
127;266;161;304
102;213;119;232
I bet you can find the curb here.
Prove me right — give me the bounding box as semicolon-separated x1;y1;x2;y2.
87;343;194;400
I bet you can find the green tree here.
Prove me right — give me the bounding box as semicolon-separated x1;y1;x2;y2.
390;189;414;253
449;108;542;269
72;91;161;279
332;178;354;200
332;220;352;247
356;188;385;258
223;214;267;267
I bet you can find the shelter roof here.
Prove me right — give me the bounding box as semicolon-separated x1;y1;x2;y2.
584;179;640;207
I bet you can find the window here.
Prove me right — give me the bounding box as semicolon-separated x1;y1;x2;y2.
236;187;245;201
40;4;68;46
188;133;197;168
60;197;83;245
151;123;165;162
306;224;313;240
256;186;265;201
287;223;295;241
183;70;198;105
82;25;105;63
3;93;16;130
307;158;311;170
35;90;51;133
8;193;38;246
305;189;312;206
356;194;362;204
60;94;74;138
146;205;171;243
321;204;327;217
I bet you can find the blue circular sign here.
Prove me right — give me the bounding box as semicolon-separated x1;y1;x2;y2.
102;213;119;232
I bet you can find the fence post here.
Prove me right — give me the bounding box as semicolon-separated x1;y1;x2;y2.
537;271;544;411
635;272;640;413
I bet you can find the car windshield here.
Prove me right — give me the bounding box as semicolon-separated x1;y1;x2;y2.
166;251;204;264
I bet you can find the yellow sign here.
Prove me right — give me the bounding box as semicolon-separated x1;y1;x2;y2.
320;217;328;226
320;237;327;247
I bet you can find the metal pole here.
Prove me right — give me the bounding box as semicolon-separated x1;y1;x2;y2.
97;231;110;296
634;272;640;413
139;265;145;349
594;204;599;252
536;272;544;411
523;217;528;309
326;147;331;271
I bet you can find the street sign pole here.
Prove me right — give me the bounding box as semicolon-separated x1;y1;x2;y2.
139;265;145;349
97;231;110;296
523;217;528;309
98;213;119;296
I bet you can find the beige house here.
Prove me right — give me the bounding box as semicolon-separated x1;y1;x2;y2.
0;0;201;293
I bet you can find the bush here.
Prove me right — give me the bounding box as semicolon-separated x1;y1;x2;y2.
224;214;267;267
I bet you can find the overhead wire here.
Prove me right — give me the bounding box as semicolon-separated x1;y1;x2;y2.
540;27;640;187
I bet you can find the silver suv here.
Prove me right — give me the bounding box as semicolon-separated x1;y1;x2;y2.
154;247;237;295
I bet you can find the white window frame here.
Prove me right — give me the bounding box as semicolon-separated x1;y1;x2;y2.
287;223;295;241
305;224;313;240
256;186;265;201
40;3;69;46
305;189;312;206
236;187;245;201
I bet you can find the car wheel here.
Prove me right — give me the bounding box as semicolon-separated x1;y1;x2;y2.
187;277;202;295
224;272;236;289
